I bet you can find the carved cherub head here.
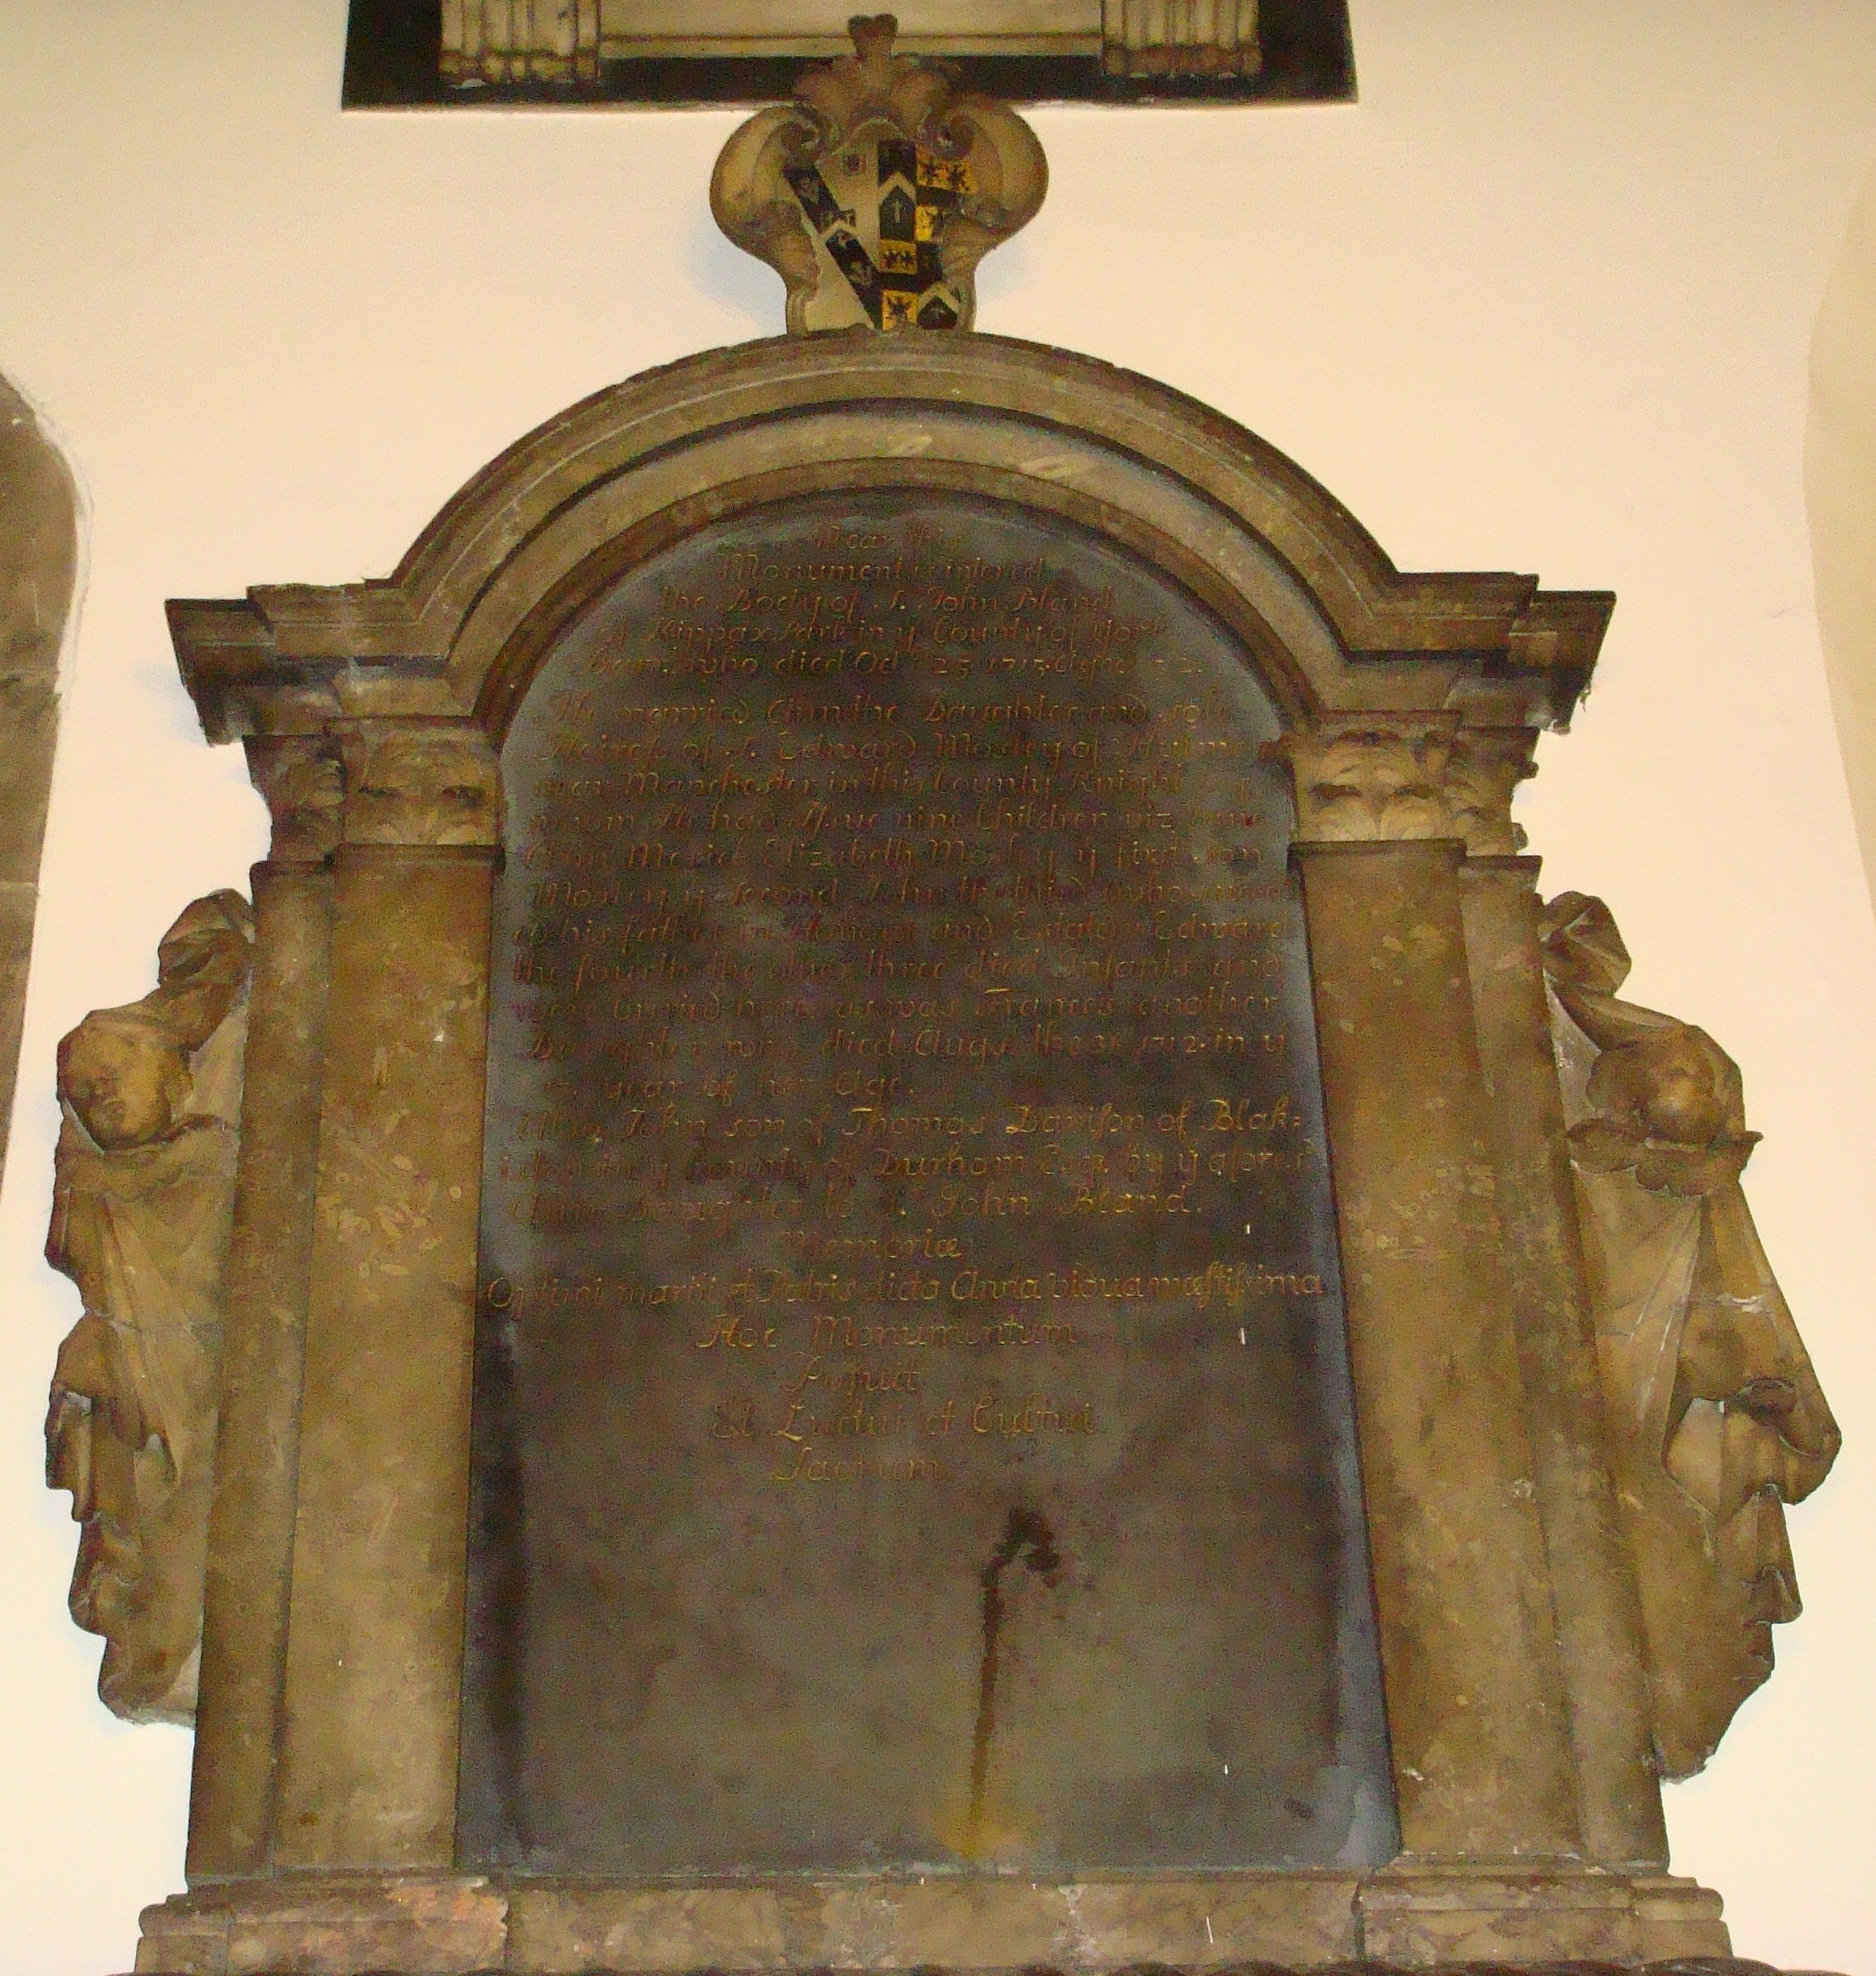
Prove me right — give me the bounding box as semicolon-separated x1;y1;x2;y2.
58;1006;193;1151
1573;1020;1757;1197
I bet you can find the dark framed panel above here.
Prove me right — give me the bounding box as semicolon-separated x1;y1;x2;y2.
343;0;1355;107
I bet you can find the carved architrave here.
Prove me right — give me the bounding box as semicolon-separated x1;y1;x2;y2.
1540;892;1840;1779
711;15;1048;333
1271;717;1536;854
45;892;254;1724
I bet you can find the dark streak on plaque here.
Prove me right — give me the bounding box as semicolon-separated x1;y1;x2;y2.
460;490;1395;1876
969;1507;1062;1856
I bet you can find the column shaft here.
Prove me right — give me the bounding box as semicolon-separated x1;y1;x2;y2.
1458;859;1668;1866
274;844;494;1869
1295;839;1578;1858
187;861;335;1878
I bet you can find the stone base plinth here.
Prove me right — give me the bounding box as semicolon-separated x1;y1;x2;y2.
130;1866;1754;1974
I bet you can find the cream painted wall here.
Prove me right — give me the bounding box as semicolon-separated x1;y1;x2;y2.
1809;161;1876;923
2;2;1874;1970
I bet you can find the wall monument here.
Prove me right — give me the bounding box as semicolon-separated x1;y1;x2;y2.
49;23;1840;1975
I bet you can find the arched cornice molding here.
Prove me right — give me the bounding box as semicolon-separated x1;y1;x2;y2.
168;332;1610;743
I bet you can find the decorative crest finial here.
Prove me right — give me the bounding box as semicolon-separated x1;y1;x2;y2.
710;14;1047;335
846;12;898;67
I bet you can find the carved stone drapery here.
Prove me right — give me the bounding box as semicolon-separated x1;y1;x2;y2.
45;892;254;1724
1540;891;1840;1780
441;1;601;86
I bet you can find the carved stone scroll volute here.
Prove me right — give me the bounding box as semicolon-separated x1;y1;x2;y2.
1540;891;1840;1778
711;15;1047;334
45;891;255;1724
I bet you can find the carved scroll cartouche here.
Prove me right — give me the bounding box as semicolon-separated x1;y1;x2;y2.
711;15;1047;334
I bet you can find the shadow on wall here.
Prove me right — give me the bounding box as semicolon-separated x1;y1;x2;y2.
1807;155;1876;915
0;370;80;1186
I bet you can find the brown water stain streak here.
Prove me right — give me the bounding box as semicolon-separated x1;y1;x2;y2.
965;1505;1062;1856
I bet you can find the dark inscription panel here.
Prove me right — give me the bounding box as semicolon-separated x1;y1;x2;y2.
463;492;1394;1876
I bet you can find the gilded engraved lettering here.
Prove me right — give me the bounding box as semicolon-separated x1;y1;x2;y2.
1071;1184;1194;1215
807;1314;1083;1350
709;1400;759;1439
970;1396;1097;1438
768;1445;946;1485
694;1318;780;1350
480;501;1341;1521
784;1356;924;1401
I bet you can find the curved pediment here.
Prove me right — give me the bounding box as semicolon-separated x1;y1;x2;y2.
169;332;1608;744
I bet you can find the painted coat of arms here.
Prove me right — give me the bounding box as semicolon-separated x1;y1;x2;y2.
711;15;1048;333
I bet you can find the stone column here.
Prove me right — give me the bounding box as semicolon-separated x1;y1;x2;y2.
272;721;500;1869
1278;718;1579;1860
1450;726;1666;1870
187;739;343;1880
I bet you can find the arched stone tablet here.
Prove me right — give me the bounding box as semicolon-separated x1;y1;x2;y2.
460;484;1394;1873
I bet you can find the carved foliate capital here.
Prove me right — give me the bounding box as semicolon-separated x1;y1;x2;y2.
1444;726;1539;857
245;736;344;864
337;722;502;848
1271;718;1535;854
711;15;1047;335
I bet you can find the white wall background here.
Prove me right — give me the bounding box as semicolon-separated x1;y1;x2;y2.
2;2;1874;1970
1810;154;1876;932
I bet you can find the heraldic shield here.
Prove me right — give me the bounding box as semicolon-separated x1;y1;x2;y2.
711;15;1048;334
786;136;976;331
